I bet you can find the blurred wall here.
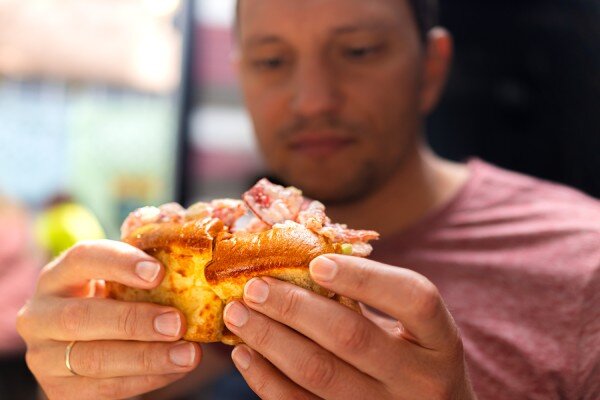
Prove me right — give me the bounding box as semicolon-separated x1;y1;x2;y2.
188;0;261;203
0;0;184;238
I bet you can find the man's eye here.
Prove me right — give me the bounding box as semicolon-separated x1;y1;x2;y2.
252;57;285;70
343;45;383;60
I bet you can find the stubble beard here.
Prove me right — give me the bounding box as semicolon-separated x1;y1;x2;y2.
294;160;380;205
273;143;414;207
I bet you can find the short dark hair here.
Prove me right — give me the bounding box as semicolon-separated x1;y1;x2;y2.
234;0;439;43
408;0;439;41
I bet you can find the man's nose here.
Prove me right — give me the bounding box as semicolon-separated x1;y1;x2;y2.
291;60;341;118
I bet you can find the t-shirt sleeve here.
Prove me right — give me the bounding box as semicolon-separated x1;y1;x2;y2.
577;258;600;400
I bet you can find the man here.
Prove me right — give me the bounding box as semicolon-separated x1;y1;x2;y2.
16;0;600;399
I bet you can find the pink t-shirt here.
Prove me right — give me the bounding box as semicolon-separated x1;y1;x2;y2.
372;159;600;400
0;209;40;355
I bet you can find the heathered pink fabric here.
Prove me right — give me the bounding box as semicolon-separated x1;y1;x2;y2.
372;159;600;400
0;211;39;355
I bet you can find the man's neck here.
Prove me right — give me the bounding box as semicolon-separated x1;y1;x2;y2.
325;146;470;237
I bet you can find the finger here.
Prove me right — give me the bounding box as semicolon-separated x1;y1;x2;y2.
224;301;381;400
45;373;187;400
21;297;185;342
37;240;164;297
231;345;320;400
243;277;403;381
310;255;458;351
31;340;200;378
360;303;404;335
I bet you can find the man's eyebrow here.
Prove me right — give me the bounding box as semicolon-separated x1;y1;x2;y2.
243;35;283;48
242;22;395;48
331;22;395;35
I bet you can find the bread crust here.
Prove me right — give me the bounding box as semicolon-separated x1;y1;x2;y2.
108;219;358;344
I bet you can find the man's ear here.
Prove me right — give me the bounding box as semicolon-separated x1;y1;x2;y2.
419;27;453;115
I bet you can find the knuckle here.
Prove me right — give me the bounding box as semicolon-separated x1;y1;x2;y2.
300;351;337;390
139;345;156;373
278;287;305;318
333;315;371;352
80;344;109;376
407;275;441;321
58;241;93;278
64;240;94;263
37;259;59;288
252;319;275;349
454;330;465;353
251;376;272;397
445;328;466;363
352;259;376;293
24;349;34;370
60;300;90;337
15;303;32;338
24;345;41;374
37;264;51;282
118;304;140;339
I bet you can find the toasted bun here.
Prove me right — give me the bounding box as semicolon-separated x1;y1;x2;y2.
108;219;358;345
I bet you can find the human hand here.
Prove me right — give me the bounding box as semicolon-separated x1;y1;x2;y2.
223;254;476;399
16;240;201;400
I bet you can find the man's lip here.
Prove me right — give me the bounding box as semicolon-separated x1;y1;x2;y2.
288;136;356;157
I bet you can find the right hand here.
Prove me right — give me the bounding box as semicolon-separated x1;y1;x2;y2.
16;240;202;400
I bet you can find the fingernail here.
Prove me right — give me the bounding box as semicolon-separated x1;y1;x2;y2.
136;261;161;282
224;302;249;328
244;278;269;304
154;312;181;337
232;346;251;370
310;257;338;282
169;342;195;367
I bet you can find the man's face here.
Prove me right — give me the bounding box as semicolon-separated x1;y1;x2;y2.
237;0;426;203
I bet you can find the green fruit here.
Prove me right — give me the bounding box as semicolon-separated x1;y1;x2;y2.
35;202;106;258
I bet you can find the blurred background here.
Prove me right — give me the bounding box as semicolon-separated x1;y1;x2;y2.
0;0;598;398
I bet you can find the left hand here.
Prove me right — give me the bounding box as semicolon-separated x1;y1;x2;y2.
223;254;476;400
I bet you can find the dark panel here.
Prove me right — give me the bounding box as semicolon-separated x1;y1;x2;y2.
428;1;600;197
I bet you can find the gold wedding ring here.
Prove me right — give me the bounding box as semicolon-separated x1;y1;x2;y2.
65;340;79;376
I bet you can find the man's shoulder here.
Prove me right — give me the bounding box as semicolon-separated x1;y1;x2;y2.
467;159;600;233
448;160;600;276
